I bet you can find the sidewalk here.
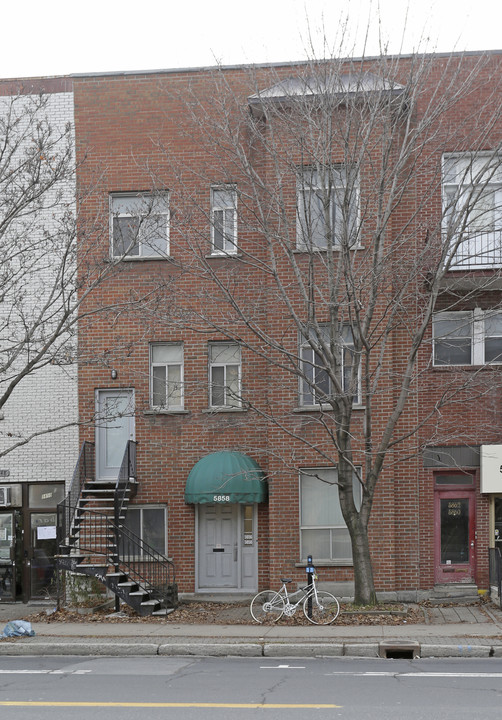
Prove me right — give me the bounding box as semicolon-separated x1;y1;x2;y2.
1;600;502;659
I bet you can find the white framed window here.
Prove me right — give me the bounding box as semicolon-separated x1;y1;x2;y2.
120;505;167;557
300;325;360;406
297;166;358;250
433;310;502;366
211;186;237;254
209;343;241;407
300;467;361;563
150;343;183;410
110;193;169;258
443;153;502;268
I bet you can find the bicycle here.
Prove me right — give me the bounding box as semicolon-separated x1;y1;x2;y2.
250;574;340;625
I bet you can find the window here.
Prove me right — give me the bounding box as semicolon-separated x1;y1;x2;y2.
211;186;237;254
297;166;358;250
443;153;502;268
150;344;183;410
110;193;169;258
300;325;359;406
209;343;241;407
300;467;361;563
120;506;167;557
433;310;502;366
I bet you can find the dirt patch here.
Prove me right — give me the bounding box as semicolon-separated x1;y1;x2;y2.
25;601;426;626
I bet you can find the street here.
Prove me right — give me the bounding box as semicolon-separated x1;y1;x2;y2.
0;655;502;719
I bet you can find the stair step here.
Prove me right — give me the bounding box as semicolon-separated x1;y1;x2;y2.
117;581;139;589
140;600;160;608
152;608;176;617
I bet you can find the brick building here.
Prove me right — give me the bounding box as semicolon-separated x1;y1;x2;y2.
10;51;502;606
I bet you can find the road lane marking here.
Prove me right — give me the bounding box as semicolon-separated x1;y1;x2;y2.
326;671;502;678
0;701;340;708
260;665;306;669
0;670;91;675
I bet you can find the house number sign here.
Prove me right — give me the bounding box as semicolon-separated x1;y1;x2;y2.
213;495;230;503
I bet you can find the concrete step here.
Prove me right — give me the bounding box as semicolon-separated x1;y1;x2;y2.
429;583;480;604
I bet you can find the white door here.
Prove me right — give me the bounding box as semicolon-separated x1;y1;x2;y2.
96;390;135;479
198;504;238;588
197;504;258;590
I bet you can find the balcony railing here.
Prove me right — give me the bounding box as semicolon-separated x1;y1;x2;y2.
449;230;502;270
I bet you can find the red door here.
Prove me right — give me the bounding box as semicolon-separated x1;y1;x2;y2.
435;489;476;583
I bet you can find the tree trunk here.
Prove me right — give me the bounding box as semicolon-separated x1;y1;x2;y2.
346;512;377;606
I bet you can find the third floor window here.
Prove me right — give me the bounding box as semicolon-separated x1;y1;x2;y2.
296;166;359;250
443;153;502;269
211;186;237;255
110;193;169;259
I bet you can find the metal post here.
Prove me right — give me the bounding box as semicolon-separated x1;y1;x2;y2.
306;554;314;619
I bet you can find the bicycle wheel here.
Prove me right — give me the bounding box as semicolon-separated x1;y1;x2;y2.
250;590;285;623
303;590;340;625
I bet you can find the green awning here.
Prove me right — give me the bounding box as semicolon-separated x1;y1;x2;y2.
185;451;267;504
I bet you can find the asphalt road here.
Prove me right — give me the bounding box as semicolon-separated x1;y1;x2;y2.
1;655;502;719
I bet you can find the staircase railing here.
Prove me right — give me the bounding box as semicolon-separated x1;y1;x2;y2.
115;440;137;526
116;521;176;603
489;547;502;609
57;441;95;552
57;505;176;607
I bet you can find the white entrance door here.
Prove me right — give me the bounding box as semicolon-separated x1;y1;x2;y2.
198;504;238;588
197;504;257;590
96;390;135;479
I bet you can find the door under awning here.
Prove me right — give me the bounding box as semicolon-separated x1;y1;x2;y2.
185;451;267;504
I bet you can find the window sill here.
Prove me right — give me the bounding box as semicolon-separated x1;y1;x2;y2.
144;409;189;416
202;406;247;413
293;404;365;412
108;255;174;263
295;561;354;568
432;364;502;371
205;253;241;259
293;245;364;254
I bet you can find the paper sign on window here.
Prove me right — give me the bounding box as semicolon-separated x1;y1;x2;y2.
37;526;56;540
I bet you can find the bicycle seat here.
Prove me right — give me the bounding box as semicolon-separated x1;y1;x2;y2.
280;578;293;584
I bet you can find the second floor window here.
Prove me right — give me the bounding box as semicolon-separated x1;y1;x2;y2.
209;343;241;407
111;193;169;258
300;325;360;406
211;186;237;254
297;166;358;250
150;343;183;409
433;310;502;366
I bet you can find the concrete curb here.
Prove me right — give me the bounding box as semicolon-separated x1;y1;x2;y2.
158;643;262;657
2;639;502;658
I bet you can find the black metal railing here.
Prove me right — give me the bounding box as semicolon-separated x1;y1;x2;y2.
117;522;176;603
57;441;95;552
58;505;175;607
489;547;502;609
115;440;137;526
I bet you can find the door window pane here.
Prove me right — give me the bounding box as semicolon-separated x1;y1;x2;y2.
30;513;57;598
440;498;469;564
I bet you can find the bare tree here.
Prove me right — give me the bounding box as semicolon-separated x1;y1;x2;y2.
143;50;502;604
0;90;145;460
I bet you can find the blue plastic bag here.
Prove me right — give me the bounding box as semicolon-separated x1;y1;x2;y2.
1;620;35;638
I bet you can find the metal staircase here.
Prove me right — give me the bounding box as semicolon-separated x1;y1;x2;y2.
56;441;178;616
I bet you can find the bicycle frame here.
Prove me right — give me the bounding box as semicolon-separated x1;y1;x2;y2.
281;578;319;616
